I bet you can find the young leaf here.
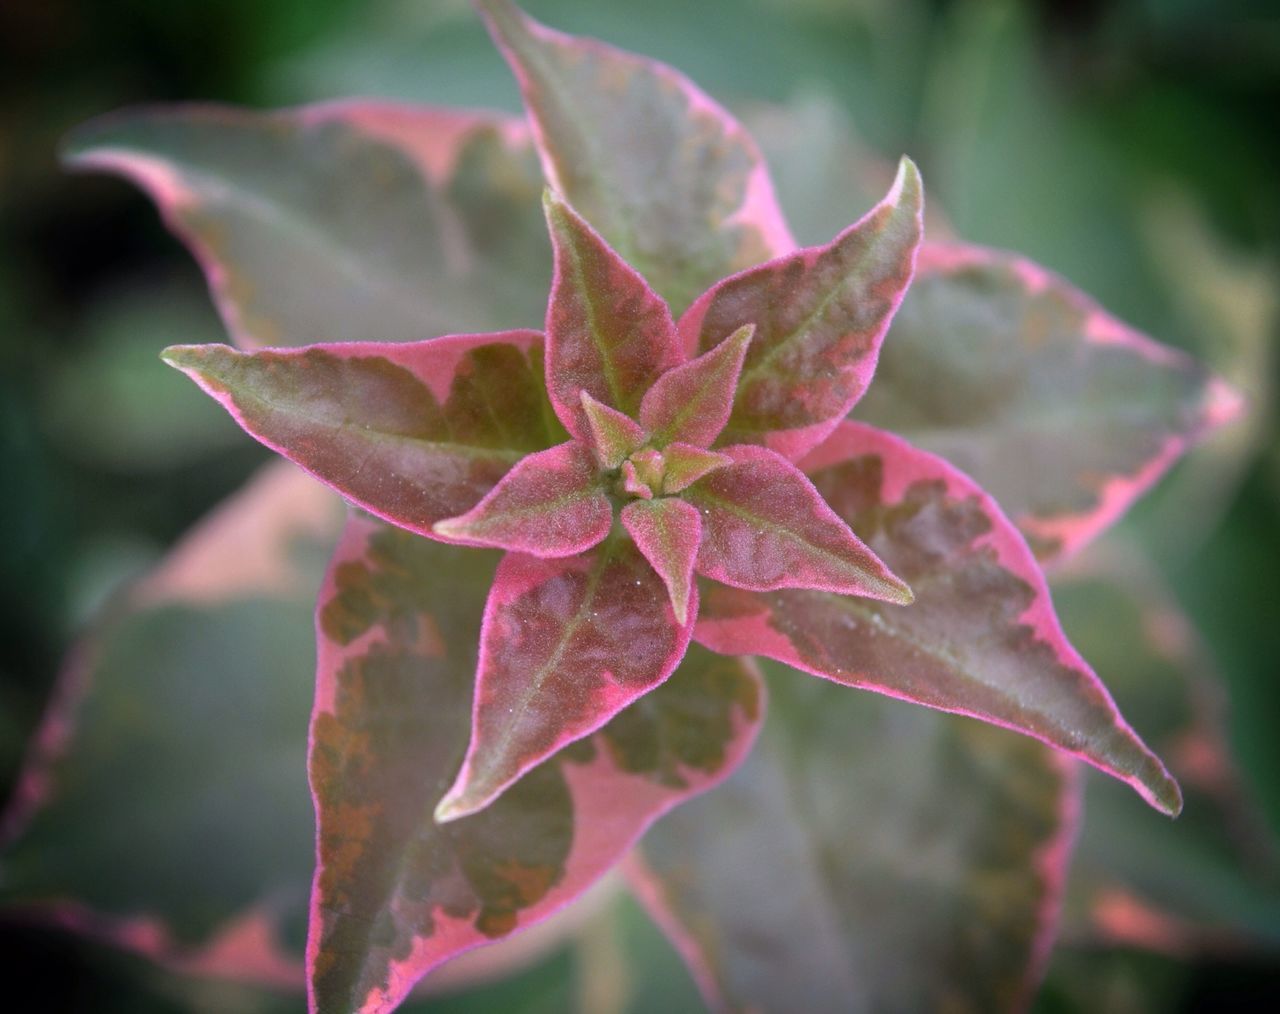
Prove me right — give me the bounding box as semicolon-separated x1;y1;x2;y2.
629;669;1080;1014
579;391;647;469
544;189;681;436
434;535;697;823
857;243;1243;562
678;158;923;460
621;497;703;625
695;420;1183;816
163;334;561;539
639;324;754;449
310;517;763;1012
682;444;912;603
657;443;732;495
434;441;611;557
63;103;550;347
475;0;794;313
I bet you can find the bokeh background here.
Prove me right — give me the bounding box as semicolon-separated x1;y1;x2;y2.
1;0;1277;1009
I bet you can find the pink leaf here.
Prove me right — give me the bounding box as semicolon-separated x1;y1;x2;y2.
683;444;912;603
310;516;763;1011
656;443;732;495
621;498;703;625
695;420;1183;816
639;323;754;448
543;189;681;438
474;0;793;314
162;334;560;540
434;441;611;557
678;157;923;460
434;535;697;822
579;391;647;469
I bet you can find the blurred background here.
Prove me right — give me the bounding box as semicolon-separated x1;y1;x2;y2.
1;0;1277;1009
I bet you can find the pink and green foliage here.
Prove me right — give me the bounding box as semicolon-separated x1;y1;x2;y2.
3;1;1250;1011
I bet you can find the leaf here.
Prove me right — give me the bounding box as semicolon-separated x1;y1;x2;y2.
580;391;646;469
856;243;1243;562
475;0;793;314
64;103;551;347
0;462;343;982
433;534;697;823
309;515;763;1012
639;324;754;449
628;666;1080;1014
543;190;681;436
621;498;702;625
163;334;562;539
678;157;923;460
683;443;912;602
656;444;732;495
434;441;611;557
695;420;1183;816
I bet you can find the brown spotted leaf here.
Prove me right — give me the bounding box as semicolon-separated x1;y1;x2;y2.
629;665;1080;1014
695;421;1182;816
856;243;1242;562
163;335;564;539
309;515;763;1012
475;0;793;314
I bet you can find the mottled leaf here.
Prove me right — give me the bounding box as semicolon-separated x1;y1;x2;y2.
683;444;912;603
621;498;702;626
678;158;923;460
856;243;1242;561
163;335;562;539
433;533;697;824
0;462;343;984
309;516;763;1011
64;103;550;347
543;189;680;436
696;421;1182;816
434;441;610;557
629;666;1080;1014
640;324;754;449
475;0;793;314
580;392;646;469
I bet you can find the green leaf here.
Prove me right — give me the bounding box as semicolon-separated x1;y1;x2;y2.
64;103;550;347
630;665;1079;1013
475;0;793;314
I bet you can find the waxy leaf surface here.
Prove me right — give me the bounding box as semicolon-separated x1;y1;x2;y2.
434;535;697;823
0;462;343;983
163;335;561;539
684;444;911;603
64;103;551;347
857;243;1241;561
476;0;793;314
434;441;610;557
310;516;762;1012
544;191;680;436
696;421;1182;816
621;497;703;625
630;667;1079;1014
678;158;923;460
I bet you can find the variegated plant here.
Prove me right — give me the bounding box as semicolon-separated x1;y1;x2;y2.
2;1;1245;1012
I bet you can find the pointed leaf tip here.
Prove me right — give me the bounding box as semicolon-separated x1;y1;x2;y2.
641;323;755;449
580;390;647;468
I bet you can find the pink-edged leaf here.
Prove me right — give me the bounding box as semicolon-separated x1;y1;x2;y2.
857;243;1244;562
580;391;647;469
620;460;654;500
696;420;1183;816
433;534;697;823
678;157;923;460
475;0;794;314
543;189;681;436
163;334;564;539
683;443;912;603
434;441;610;557
658;443;732;495
639;323;754;448
0;462;343;984
63;103;550;347
621;498;703;626
629;668;1080;1014
310;515;763;1012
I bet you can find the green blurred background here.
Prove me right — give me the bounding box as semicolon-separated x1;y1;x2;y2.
1;0;1276;1009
